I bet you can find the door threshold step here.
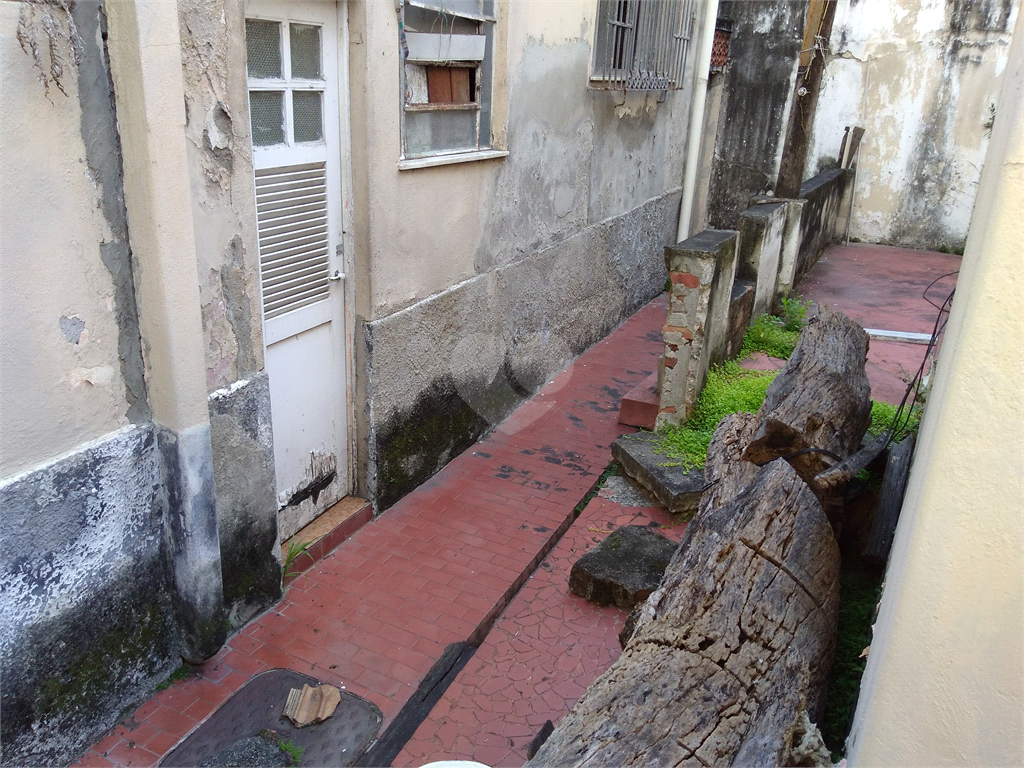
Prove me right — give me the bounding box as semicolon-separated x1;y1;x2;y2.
281;496;373;582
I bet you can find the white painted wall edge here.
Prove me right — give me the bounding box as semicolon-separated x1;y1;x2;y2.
677;0;720;243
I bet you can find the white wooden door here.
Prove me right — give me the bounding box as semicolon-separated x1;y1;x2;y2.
246;0;350;540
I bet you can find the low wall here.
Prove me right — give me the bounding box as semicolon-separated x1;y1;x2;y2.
796;168;853;279
364;191;680;511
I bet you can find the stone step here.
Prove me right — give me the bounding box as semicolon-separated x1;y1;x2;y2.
612;432;705;517
618;371;659;430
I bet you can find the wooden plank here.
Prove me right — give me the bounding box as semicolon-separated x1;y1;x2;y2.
450;66;471;103
426;65;453;103
863;435;915;567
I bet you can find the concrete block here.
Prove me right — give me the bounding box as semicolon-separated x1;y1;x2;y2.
612;432;705;516
618;372;659;430
726;279;756;360
568;525;678;609
737;202;787;318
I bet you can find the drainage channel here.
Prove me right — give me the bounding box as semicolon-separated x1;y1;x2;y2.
358;465;613;766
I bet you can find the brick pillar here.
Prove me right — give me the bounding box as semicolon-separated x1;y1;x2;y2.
657;229;739;429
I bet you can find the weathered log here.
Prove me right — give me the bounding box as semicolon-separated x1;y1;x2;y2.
742;306;872;483
811;432;889;497
528;445;840;767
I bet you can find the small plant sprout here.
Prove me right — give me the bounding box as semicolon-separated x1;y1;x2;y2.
283;538;312;579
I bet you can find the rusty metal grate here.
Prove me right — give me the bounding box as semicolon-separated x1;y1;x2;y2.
160;670;381;767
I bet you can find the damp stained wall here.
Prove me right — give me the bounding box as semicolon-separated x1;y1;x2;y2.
705;0;809;230
805;0;1018;249
348;0;696;507
0;2;133;478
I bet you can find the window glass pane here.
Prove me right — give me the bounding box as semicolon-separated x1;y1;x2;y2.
290;24;322;79
246;19;281;78
293;91;323;143
405;109;477;155
250;91;284;146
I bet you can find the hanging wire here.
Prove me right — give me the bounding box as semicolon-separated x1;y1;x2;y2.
880;276;958;451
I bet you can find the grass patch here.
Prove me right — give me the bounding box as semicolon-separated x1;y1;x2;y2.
867;400;922;442
155;663;197;691
654;361;778;469
820;571;882;759
740;315;801;360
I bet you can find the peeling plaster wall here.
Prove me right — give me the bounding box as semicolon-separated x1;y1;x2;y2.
706;0;809;230
177;0;280;624
805;0;1018;249
177;0;264;391
352;1;693;507
0;1;141;478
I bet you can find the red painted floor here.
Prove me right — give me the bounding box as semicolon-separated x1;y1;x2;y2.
73;297;667;768
393;496;686;768
74;244;957;768
799;243;960;404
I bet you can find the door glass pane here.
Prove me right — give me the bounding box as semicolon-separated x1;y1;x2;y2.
290;24;322;79
293;91;324;143
246;19;281;78
250;91;285;145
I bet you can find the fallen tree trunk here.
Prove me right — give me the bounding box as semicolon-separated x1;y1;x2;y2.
528;413;840;767
529;310;880;767
742;306;872;484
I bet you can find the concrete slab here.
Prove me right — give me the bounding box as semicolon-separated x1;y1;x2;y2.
611;432;705;516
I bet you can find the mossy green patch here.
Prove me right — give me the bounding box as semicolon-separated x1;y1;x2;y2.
867;400;922;442
653;361;778;469
821;571;882;759
740;314;802;360
34;603;173;720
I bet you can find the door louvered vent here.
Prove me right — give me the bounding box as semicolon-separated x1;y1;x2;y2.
256;162;330;319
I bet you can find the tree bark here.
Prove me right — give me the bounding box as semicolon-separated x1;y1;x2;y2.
742;306;872;484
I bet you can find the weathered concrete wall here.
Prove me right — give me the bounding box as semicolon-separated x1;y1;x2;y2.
706;0;809;229
177;0;264;390
208;373;282;627
657;229;739;429
1;2;242;762
178;0;280;628
796;167;853;278
367;193;679;509
737;202;787;318
847;16;1022;762
805;0;1018;250
351;1;696;508
0;0;146;478
0;425;179;767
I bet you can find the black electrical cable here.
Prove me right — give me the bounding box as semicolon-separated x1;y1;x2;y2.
881;277;957;451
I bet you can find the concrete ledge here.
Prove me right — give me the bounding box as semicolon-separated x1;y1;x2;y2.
612;432;705;516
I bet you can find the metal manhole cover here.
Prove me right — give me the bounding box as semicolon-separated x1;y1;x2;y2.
160;669;381;767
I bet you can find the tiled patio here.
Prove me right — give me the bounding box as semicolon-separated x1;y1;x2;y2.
75;243;958;768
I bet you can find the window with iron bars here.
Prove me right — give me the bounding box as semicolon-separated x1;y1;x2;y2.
591;0;698;90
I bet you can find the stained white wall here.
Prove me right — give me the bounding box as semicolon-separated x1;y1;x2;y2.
0;4;130;477
805;0;1018;249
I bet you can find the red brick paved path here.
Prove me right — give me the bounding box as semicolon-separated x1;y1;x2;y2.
394;495;685;768
75;295;668;768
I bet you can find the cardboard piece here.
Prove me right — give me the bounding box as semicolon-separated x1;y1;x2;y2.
283;684;341;728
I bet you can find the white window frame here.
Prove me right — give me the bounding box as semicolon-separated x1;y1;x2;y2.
591;0;698;91
397;0;508;169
